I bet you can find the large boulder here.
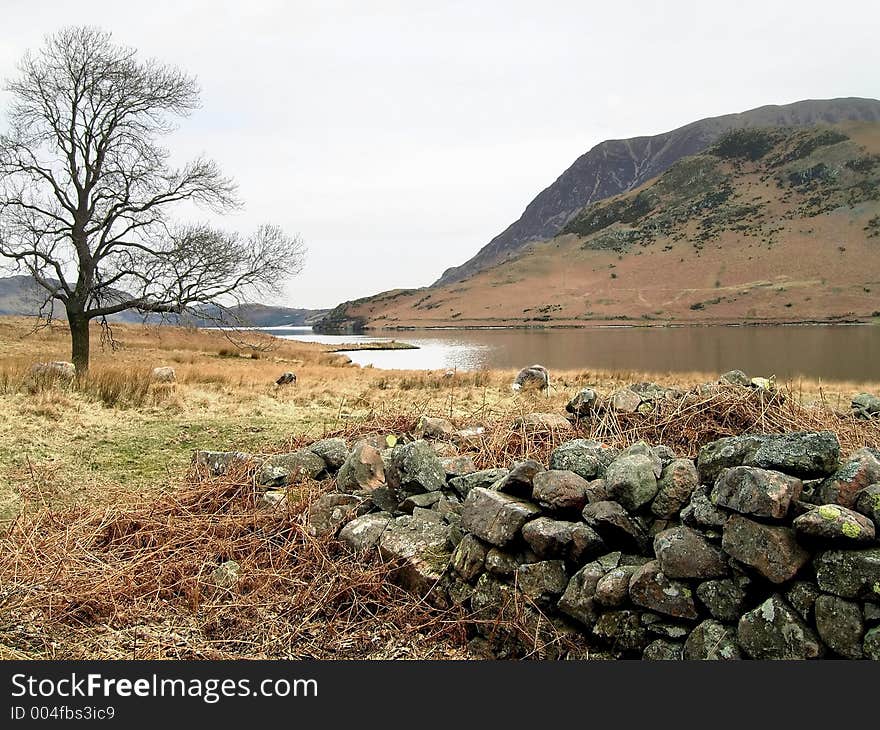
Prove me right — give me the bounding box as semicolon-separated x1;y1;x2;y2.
721;515;810;584
378;515;452;595
653;526;728;579
337;441;386;492
557;560;609;628
386;440;446;494
628;561;698;620
461;488;541;547
259;449;326;487
813;548;880;600
817;449;880;508
737;595;824;659
792;504;876;544
697;432;840;483
814;595;864;659
710;466;803;520
652;459;699;519
531;470;590;513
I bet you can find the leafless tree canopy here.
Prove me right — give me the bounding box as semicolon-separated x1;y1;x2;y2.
0;26;305;370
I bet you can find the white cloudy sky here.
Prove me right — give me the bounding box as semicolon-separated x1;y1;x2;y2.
1;0;878;308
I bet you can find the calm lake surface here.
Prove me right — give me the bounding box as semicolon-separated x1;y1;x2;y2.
262;325;880;381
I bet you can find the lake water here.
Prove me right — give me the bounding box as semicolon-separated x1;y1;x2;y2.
261;324;880;382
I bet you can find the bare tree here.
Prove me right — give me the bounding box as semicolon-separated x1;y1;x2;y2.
0;26;305;373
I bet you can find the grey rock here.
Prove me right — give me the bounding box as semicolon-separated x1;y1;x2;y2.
449;468;509;499
450;534;489;582
737;595;824;659
864;602;880;624
696;579;748;622
851;392;880;419
813;548;880;600
337;441;386;492
378;515;452;595
516;560;568;599
642;639;683;660
864;627;880;659
651;459;699;518
413;415;456;440
557;561;606;628
566;388;599;417
641;614;691;640
592;610;648;652
485;547;519;577
854;484;880;528
654;526;728;579
192;450;253;477
512;412;573;433
338;513;393;552
569;523;607;564
595;566;638;607
549;439;612;480
697;432;840;484
584;479;609;504
532;470;590;513
818;450;880;508
440;454;478;479
497;459;544;497
605;454;659;511
720;369;751;387
259;449;326;487
684;620;742;660
386;440;446;494
521;517;576;559
785;581;822;623
651;445;677;468
211;560;240;589
793;504;876;543
721;515;810;584
582;501;648;552
682;485;729;528
814;594;864;659
628;561;698;619
306;493;362;537
399;491;442;514
461;487;541;547
711;466;803;520
307;437;349;471
610;388;643;413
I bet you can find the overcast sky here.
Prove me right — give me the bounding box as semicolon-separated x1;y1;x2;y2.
1;1;878;309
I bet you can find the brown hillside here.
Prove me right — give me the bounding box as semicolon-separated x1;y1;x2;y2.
320;121;880;330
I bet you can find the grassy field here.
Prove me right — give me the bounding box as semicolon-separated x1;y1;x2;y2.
1;314;879;660
1;315;878;526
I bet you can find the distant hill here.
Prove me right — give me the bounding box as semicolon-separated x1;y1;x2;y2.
0;275;326;327
316;119;880;330
433;97;880;287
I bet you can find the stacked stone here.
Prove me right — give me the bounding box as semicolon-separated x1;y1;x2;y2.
195;416;880;660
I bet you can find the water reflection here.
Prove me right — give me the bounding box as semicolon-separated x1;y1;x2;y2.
261;325;880;381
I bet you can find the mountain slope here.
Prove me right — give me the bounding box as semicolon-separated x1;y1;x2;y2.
316;120;880;330
434;97;880;287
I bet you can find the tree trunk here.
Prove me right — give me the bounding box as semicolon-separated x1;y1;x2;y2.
68;312;91;375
